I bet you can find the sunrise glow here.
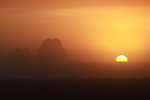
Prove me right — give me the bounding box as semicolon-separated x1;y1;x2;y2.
116;55;128;62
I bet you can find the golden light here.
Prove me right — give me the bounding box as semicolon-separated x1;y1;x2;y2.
48;7;148;62
86;7;146;61
116;55;128;62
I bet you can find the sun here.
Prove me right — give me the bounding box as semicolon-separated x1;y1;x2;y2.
116;55;128;62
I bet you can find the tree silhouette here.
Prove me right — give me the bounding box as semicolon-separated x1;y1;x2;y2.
9;48;31;64
36;38;67;63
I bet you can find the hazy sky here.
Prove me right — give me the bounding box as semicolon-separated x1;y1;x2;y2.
1;0;150;8
1;0;150;62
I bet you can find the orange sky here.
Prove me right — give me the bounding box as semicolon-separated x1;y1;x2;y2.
0;0;150;62
1;0;150;8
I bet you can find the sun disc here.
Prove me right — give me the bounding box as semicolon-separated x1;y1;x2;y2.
116;55;128;62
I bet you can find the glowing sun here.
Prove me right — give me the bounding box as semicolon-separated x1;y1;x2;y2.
116;55;128;62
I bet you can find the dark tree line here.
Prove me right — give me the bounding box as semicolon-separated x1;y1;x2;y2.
0;38;96;78
6;38;67;64
0;38;69;78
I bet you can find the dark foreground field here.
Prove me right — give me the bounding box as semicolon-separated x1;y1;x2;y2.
1;78;150;99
